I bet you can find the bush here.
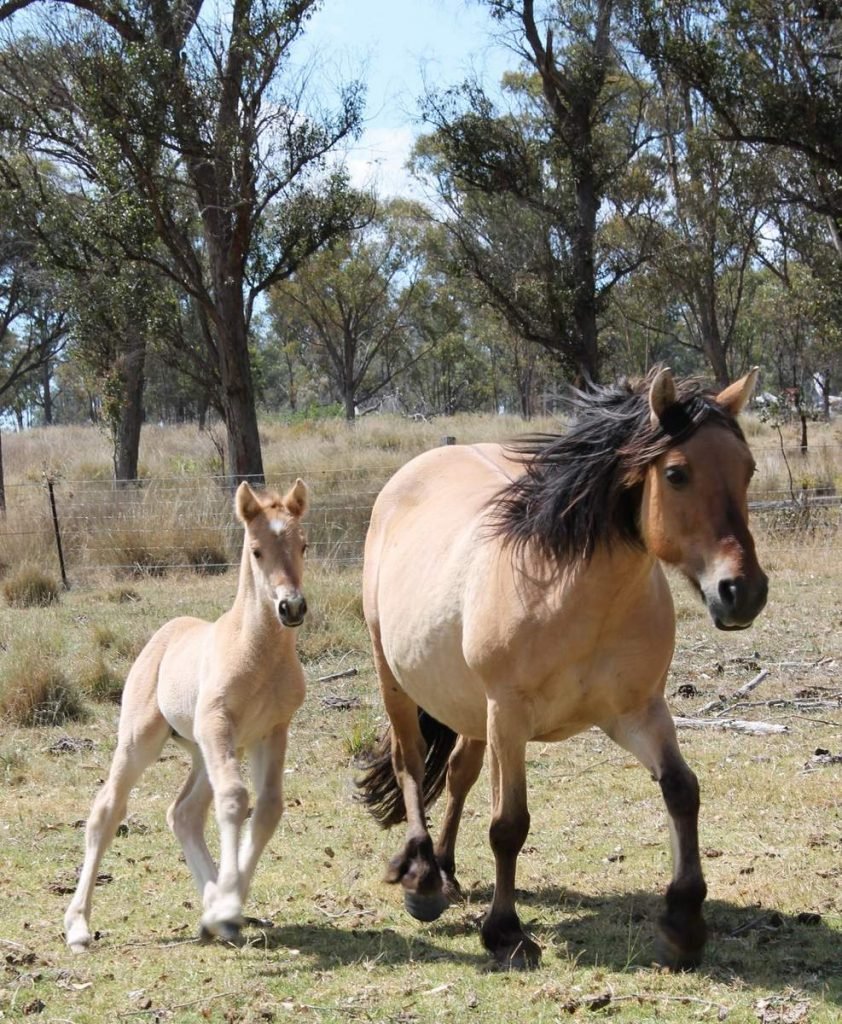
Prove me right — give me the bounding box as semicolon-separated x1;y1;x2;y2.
0;655;88;727
79;654;124;704
184;541;230;575
3;568;60;608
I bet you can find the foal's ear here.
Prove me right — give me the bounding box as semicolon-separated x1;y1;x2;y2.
716;367;759;416
648;366;677;429
282;478;308;519
235;481;262;523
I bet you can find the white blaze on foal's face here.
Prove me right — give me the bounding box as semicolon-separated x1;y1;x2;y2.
235;479;309;627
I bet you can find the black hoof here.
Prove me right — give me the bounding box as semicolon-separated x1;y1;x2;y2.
404;889;449;923
481;915;542;969
657;914;706;971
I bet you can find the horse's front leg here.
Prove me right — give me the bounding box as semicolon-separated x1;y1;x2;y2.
196;713;249;941
238;723;290;904
482;701;541;968
606;697;707;968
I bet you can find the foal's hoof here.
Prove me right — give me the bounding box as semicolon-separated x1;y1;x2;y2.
656;914;706;971
198;919;244;945
404;889;449;923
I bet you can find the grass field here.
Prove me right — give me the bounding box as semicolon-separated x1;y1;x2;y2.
0;414;840;1023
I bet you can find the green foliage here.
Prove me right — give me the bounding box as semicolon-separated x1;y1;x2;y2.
3;568;60;608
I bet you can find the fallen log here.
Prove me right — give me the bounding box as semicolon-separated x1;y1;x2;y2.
673;716;789;735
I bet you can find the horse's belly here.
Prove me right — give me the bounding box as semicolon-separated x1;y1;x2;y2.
383;625;489;739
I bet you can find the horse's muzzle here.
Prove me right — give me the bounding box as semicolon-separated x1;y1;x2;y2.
707;571;768;631
278;594;307;628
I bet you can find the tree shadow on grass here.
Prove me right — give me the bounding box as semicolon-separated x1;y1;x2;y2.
243;885;840;1000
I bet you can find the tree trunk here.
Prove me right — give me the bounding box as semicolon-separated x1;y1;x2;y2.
42;358;53;425
216;287;265;483
0;430;5;515
343;386;356;422
114;335;147;485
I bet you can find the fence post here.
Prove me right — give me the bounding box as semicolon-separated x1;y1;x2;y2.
44;474;69;590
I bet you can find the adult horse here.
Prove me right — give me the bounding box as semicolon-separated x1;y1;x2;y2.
358;368;768;969
65;480;309;951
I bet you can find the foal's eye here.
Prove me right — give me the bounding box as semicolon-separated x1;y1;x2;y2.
665;466;690;488
252;549;262;559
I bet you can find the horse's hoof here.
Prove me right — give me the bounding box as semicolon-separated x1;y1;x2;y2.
656;915;706;971
198;919;244;945
68;940;90;955
404;889;449;923
491;934;542;970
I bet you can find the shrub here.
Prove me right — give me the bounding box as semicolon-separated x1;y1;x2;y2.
3;568;60;608
0;655;88;727
79;654;124;704
184;541;230;575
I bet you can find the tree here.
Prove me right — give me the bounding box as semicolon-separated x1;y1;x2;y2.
0;0;366;481
414;0;661;382
0;220;67;510
268;202;425;421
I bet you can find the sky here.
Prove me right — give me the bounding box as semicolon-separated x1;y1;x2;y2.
302;0;513;197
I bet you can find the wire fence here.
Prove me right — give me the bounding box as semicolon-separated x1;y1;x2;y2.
1;441;840;585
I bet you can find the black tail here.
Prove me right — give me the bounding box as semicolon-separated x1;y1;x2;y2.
355;710;458;828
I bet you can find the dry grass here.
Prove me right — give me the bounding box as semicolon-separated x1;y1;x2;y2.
0;414;839;1023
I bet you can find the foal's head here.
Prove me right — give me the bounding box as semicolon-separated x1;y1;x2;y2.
235;480;309;627
640;369;768;630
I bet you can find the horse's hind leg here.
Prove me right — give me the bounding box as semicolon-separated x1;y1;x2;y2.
374;649;448;922
435;736;485;902
605;697;707;969
64;709;170;952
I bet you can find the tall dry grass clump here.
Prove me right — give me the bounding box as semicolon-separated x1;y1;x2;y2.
3;567;61;608
0;640;87;727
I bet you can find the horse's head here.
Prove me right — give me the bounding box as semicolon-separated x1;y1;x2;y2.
641;369;768;631
235;479;309;627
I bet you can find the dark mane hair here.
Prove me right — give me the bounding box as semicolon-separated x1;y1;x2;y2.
488;370;745;564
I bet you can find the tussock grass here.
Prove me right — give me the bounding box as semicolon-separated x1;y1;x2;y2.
79;653;124;703
3;567;60;607
0;649;87;726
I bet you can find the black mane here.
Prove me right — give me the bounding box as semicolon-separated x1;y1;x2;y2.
488;371;745;564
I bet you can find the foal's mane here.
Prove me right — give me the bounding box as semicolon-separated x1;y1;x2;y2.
489;370;745;564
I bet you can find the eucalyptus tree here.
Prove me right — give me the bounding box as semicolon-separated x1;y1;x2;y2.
414;0;662;383
0;0;366;481
268;201;425;421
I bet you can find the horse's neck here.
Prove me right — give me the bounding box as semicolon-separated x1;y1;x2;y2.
228;543;294;654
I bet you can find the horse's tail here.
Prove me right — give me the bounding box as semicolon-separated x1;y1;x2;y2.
355;710;458;828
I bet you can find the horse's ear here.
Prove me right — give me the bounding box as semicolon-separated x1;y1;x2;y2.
283;478;308;519
235;482;262;523
649;367;677;428
716;367;759;415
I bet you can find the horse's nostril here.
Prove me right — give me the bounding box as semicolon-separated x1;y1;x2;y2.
300;597;308;617
718;579;738;609
278;599;289;618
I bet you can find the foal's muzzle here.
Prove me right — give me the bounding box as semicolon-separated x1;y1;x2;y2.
705;571;768;631
278;593;307;628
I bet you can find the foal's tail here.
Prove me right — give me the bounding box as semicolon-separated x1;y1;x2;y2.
356;710;457;828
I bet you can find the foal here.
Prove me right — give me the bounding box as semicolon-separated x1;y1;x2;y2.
65;480;309;951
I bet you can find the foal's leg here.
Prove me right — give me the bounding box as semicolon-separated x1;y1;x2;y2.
64;709;171;952
435;735;485;902
605;697;707;968
374;643;447;922
166;743;215;896
481;701;541;968
238;723;290;903
195;714;249;940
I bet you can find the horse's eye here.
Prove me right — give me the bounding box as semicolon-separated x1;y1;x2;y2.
252;549;262;559
665;466;689;488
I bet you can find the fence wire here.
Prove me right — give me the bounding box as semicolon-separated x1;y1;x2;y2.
1;445;840;583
